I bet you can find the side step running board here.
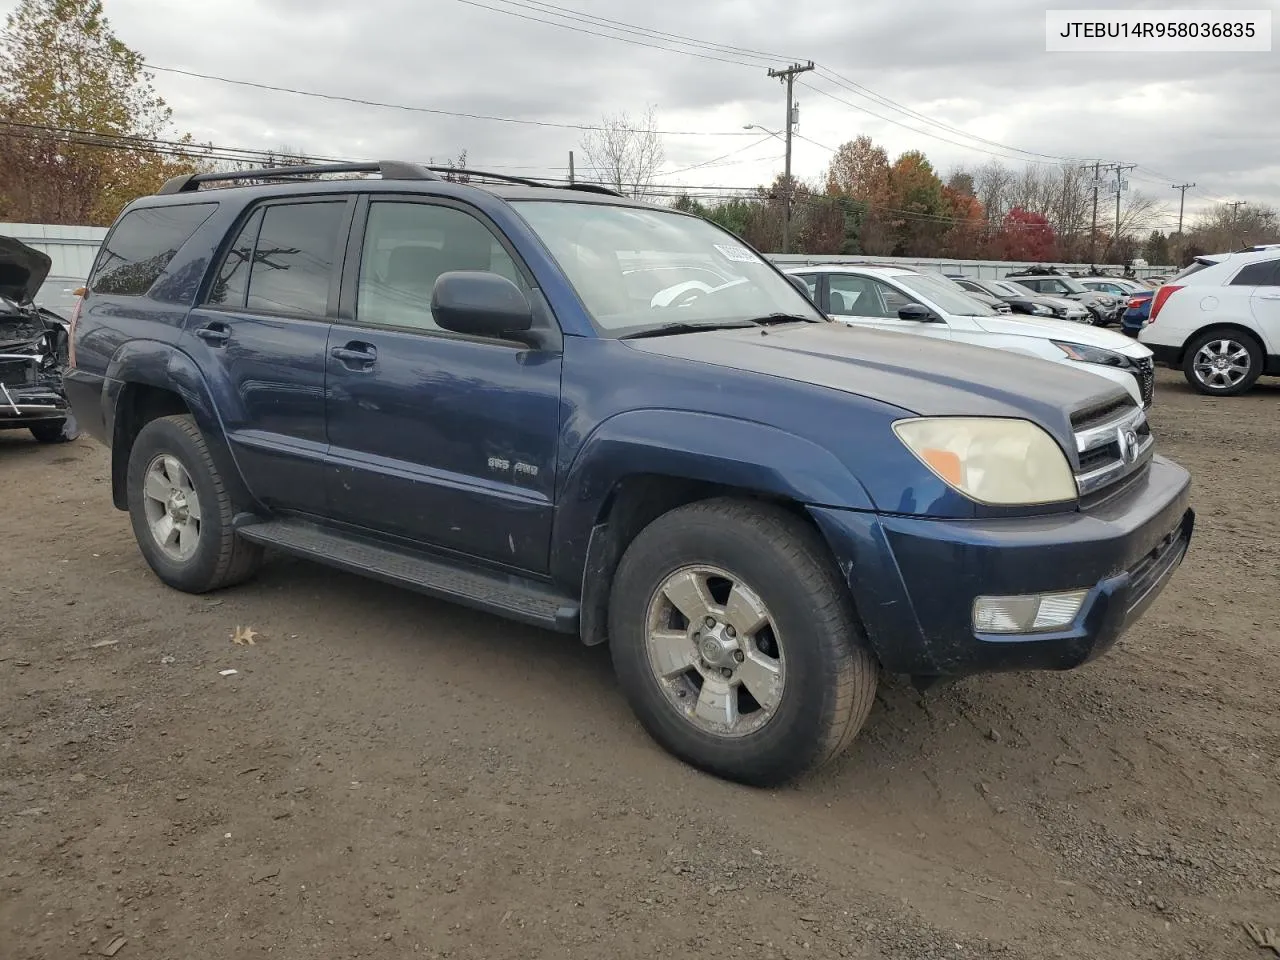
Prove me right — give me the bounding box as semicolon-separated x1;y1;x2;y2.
235;519;580;633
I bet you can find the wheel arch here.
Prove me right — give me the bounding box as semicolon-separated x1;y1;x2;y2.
554;410;875;647
105;341;252;512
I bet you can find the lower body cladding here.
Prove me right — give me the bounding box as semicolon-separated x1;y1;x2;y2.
809;455;1193;677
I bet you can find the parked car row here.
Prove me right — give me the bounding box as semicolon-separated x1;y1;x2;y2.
786;264;1155;408
60;161;1193;786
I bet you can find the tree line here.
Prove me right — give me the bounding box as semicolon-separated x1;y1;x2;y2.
671;138;1279;266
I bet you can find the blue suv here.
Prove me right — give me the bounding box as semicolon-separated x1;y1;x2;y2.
64;162;1194;784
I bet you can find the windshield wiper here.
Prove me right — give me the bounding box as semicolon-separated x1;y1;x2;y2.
743;312;816;325
618;320;760;340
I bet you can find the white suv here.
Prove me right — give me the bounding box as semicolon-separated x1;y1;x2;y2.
786;265;1156;408
1139;246;1280;396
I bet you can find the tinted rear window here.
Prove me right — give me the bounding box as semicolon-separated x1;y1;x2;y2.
1229;259;1280;286
1171;258;1217;282
245;201;346;316
90;204;217;296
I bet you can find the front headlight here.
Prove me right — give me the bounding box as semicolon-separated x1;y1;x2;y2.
892;417;1078;506
1029;303;1051;316
1052;340;1131;368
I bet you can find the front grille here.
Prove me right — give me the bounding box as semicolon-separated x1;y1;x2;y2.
1070;399;1153;501
1071;396;1133;432
0;356;36;389
1131;357;1155;408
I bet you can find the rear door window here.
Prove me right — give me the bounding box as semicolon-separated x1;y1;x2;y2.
1229;259;1280;287
90;203;217;296
246;201;348;316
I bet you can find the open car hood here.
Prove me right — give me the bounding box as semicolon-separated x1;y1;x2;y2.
0;236;53;304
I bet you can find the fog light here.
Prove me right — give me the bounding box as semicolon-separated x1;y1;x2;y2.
972;590;1089;634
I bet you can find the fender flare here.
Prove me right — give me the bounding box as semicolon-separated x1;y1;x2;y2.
550;407;875;592
104;340;256;512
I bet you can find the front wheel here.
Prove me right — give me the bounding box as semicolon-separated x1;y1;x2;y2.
29;416;77;443
608;498;879;786
1182;330;1263;396
126;414;263;593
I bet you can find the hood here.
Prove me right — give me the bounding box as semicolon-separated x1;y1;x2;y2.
0;236;52;304
972;314;1152;356
623;322;1128;424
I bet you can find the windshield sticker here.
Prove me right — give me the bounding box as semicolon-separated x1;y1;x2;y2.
713;243;756;263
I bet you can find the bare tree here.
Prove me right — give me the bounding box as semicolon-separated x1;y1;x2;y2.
580;106;664;199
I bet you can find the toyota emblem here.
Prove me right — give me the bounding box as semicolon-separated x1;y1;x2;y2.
1116;427;1139;463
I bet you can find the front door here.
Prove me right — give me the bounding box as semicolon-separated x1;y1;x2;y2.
184;197;353;514
823;273;953;342
323;196;563;573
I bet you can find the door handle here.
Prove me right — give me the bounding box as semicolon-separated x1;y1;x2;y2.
195;322;231;345
330;342;377;368
1259;292;1280;300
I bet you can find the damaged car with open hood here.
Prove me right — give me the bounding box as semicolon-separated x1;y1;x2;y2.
0;236;78;443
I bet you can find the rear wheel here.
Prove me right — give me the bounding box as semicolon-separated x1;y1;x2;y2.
608;498;878;786
126;415;263;593
1182;330;1262;396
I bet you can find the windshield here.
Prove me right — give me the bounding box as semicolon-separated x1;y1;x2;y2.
511;201;823;336
988;280;1022;297
895;272;997;317
1058;276;1089;294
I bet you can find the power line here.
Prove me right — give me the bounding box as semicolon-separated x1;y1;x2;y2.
457;0;1107;168
0;120;1192;236
72;49;758;138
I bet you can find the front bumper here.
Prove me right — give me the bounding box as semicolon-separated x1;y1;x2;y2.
809;455;1193;677
0;384;69;428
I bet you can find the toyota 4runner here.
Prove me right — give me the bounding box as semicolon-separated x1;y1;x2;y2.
65;162;1194;785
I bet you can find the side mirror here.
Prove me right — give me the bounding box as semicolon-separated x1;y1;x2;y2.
898;303;938;322
432;271;534;339
786;274;812;298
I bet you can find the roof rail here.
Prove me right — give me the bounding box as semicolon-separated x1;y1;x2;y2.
424;167;624;197
156;160;442;195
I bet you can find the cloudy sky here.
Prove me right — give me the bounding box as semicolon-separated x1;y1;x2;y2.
7;0;1279;226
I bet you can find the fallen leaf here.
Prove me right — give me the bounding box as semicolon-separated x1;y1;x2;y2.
100;935;128;956
231;626;259;646
89;639;119;649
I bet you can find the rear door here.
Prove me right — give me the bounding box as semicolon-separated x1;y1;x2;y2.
322;195;563;572
184;196;354;513
1237;257;1280;352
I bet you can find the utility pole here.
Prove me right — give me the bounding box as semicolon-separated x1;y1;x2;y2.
1171;182;1195;234
1226;200;1246;245
1112;163;1136;260
1090;160;1100;262
767;61;814;254
568;151;575;185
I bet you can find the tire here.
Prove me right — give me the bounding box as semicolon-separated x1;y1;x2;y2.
608;498;878;786
29;419;74;443
1182;329;1263;397
126;414;263;593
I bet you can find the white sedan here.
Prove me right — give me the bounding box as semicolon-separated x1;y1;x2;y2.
786;264;1156;408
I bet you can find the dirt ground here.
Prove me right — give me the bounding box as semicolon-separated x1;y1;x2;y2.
3;367;1278;960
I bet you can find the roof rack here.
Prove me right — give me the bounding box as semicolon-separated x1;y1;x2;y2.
156;160;626;198
157;160;441;195
423;167;623;197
